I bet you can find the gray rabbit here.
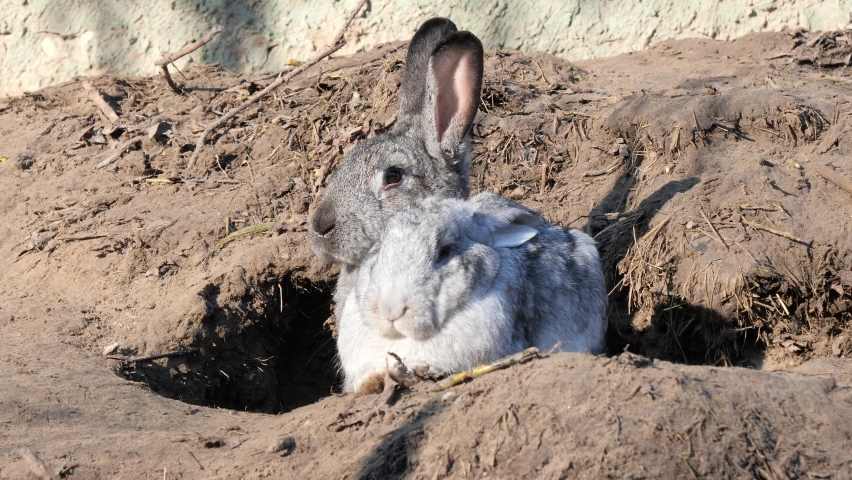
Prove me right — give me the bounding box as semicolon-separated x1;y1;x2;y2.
337;193;609;393
308;18;484;303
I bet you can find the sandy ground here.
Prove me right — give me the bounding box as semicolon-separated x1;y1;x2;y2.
1;29;851;478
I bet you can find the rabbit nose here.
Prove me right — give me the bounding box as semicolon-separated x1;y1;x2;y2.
379;299;409;323
310;204;336;236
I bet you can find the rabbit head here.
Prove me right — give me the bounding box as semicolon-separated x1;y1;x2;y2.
355;196;542;341
308;18;484;267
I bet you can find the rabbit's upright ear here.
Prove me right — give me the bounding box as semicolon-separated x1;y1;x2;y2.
423;32;484;163
396;18;459;130
394;19;484;167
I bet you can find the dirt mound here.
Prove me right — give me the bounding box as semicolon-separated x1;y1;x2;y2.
3;305;852;478
1;30;851;477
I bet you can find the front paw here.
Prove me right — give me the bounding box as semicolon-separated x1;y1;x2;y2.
354;373;386;395
344;365;388;394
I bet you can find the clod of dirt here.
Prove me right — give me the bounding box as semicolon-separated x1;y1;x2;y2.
14;152;35;170
267;436;296;455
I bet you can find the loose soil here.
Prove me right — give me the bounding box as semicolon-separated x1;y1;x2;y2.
1;30;851;478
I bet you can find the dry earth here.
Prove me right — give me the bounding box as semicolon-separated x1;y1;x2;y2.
1;30;851;478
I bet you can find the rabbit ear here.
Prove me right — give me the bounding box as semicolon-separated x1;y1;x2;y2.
491;223;539;248
423;32;484;162
470;192;543;228
470;207;541;249
396;18;458;130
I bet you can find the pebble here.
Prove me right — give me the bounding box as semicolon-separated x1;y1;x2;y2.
103;342;120;356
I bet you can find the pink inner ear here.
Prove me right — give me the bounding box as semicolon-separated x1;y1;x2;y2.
433;51;474;143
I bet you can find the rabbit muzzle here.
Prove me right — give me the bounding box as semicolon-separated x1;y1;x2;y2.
308;189;382;267
373;296;410;339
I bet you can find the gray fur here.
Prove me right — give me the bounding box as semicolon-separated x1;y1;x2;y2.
336;193;609;392
308;18;484;281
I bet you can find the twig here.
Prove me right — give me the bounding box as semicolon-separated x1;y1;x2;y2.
156;25;223;93
82;81;120;123
608;404;622;441
57;234;108;242
94;135;144;169
187;0;367;169
754;126;781;137
432;347;540;391
12;448;55;480
744;220;809;246
738;204;779;212
214;222;275;249
812;163;852;197
691;109;701;130
386;352;418;388
106;348;199;363
698;205;729;250
644;217;671;242
583;158;623;177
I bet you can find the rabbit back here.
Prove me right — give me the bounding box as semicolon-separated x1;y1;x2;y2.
508;224;608;355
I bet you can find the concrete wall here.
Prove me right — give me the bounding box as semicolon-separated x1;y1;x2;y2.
2;0;851;97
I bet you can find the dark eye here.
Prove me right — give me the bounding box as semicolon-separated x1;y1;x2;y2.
383;168;404;188
436;244;454;262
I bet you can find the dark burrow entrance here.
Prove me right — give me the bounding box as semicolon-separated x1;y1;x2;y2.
115;270;769;414
116;275;340;414
114;255;836;414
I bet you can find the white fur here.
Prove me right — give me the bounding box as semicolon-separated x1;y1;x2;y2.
337;251;522;393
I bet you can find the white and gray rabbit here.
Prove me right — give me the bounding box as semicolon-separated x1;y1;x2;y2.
308;18;484;307
337;192;608;393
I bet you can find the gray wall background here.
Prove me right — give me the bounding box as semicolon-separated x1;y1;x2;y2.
2;0;851;97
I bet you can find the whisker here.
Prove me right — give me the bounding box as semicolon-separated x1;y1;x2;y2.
305;335;336;366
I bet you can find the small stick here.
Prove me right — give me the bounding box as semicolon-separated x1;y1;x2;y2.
644;217;671;241
106;348;199;363
738;204;779;212
188;0;367;168
215;178;242;185
156;25;223;93
214;221;274;249
82;81;120;123
94;135;144;169
57;234;108;242
583;158;623;177
432;347;540;391
754;126;781;137
556;185;582;203
812;163;852;197
669;126;681;153
387;352;418;389
691;109;701;130
776;293;790;316
13;448;54;480
744;220;809;246
698;205;729;250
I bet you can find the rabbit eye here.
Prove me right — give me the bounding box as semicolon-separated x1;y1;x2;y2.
436;244;454;262
383;168;404;188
